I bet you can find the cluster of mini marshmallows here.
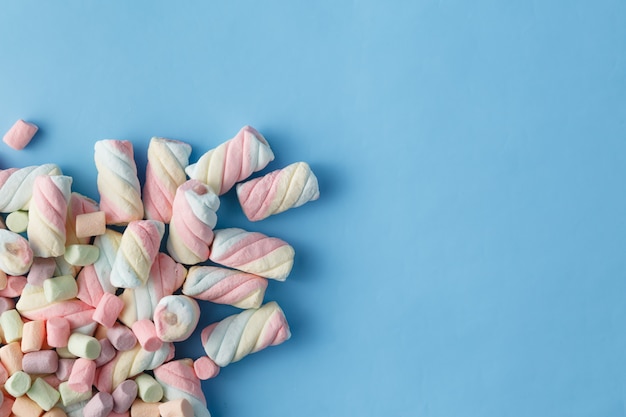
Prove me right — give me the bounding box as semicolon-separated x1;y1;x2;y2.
0;122;319;417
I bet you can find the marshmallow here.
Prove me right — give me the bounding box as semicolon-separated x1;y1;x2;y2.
27;175;72;258
5;370;32;396
47;317;71;347
186;125;274;195
130;400;160;417
0;297;14;315
193;356;219;380
67;358;96;393
67;333;101;360
0;164;61;212
58;381;93;407
131;320;162;352
166;180;219;265
94;338;116;367
76;229;121;308
94;140;144;225
28;257;56;286
110;220;164;288
92;293;124;328
21;319;46;352
42;408;67;417
0;274;26;297
0;396;13;417
22;350;58;374
209;228;295;281
201;301;290;367
3;119;38;150
183;265;267;309
65;193;99;246
56;358;75;381
143;137;192;223
134;373;163;403
106;323;137;351
17;284;95;330
111;380;137;413
153;359;209;417
158;399;194;417
43;275;78;303
6;210;28;233
0;271;6;290
64;245;99;267
0;308;23;343
12;395;43;417
75;211;106;239
0;229;33;275
118;253;186;327
82;392;113;417
153;295;200;342
26;378;61;412
0;341;23;374
237;161;320;221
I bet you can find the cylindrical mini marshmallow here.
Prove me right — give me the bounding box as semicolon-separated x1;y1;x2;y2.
130;399;160;417
112;380;137;413
58;381;93;407
0;274;27;297
64;245;100;267
67;333;101;360
107;323;137;351
42;407;67;417
26;378;61;412
47;317;71;347
56;359;75;381
134;373;163;403
153;295;200;342
68;358;96;393
75;211;106;239
43;275;78;302
153;359;208;417
93;293;124;328
83;392;113;417
3;119;38;150
94;339;116;367
0;341;23;374
65;192;99;247
0;229;33;275
55;346;78;359
6;210;28;233
0;308;23;343
21;319;45;352
193;356;220;380
5;370;32;397
11;395;43;417
131;320;162;352
158;399;194;417
0;396;13;417
27;257;56;286
22;350;59;374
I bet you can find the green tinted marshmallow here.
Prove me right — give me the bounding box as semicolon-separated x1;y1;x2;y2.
64;244;100;267
43;275;78;302
27;378;61;411
5;371;32;397
0;309;23;343
67;333;101;360
5;211;28;233
135;373;164;403
59;381;93;407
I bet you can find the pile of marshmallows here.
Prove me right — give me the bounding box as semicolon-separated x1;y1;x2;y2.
0;121;320;417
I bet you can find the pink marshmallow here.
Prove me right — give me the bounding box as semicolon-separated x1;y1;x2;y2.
93;293;124;328
27;257;56;286
94;338;116;367
46;317;70;348
0;275;27;298
131;320;162;352
83;392;113;417
106;323;137;351
21;319;46;352
3;119;38;150
22;350;58;374
68;357;96;393
0;297;15;315
193;356;220;380
56;358;75;381
111;379;137;413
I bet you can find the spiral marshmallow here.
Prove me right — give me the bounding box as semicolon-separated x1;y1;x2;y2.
0;164;61;212
153;359;210;417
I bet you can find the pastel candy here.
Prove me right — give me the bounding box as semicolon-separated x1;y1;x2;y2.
130;399;160;417
167;180;219;265
47;317;70;348
201;301;290;367
65;193;99;246
5;370;32;396
0;229;33;275
21;319;45;352
68;358;96;393
158;399;194;417
43;408;68;417
6;210;28;233
186;125;274;195
131;320;162;352
27;257;56;286
153;359;210;417
110;220;164;289
64;245;100;267
111;379;137;413
0;309;23;343
56;358;75;381
193;356;219;380
94;342;172;393
12;395;43;417
209;228;295;281
94;338;116;367
82;392;113;417
75;211;106;239
134;373;163;403
237;161;320;221
3;119;38;150
0;341;23;375
153;295;200;342
67;333;101;360
143;137;192;223
22;350;58;374
58;381;92;407
0;297;14;315
94;140;143;225
0;164;61;212
27;377;61;412
43;275;78;302
76;229;121;307
118;253;186;327
28;175;72;258
182;265;267;309
106;323;137;351
92;293;124;328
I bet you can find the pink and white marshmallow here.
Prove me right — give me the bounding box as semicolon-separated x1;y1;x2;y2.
153;295;200;342
153;359;210;417
0;230;33;275
0;164;61;212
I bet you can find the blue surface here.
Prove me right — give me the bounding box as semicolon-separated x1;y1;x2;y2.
1;1;626;416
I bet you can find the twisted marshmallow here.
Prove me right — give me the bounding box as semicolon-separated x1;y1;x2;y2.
27;175;72;258
143;137;192;223
110;220;164;288
185;126;274;195
166;180;219;265
0;164;61;212
183;265;267;309
209;228;295;281
65;192;99;246
236;162;320;221
118;253;187;327
201;301;290;367
76;229;121;307
154;359;210;417
94;140;144;225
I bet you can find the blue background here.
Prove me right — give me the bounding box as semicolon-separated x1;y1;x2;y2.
1;1;626;416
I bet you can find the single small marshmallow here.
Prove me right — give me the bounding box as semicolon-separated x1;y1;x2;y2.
111;380;137;413
0;341;23;374
64;245;100;267
158;399;194;417
75;211;106;239
106;323;137;351
134;373;163;403
26;378;61;412
11;395;43;417
42;408;68;417
56;358;76;381
0;229;33;275
27;257;56;286
83;392;113;417
92;293;124;328
3;119;38;150
0;308;23;343
58;381;93;407
131;320;162;352
67;333;101;360
65;192;99;247
68;358;96;393
21;319;46;352
5;370;32;397
47;317;71;348
0;274;27;297
153;295;200;342
193;356;220;380
94;338;116;367
130;399;160;417
43;275;78;303
5;210;28;233
22;350;58;374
